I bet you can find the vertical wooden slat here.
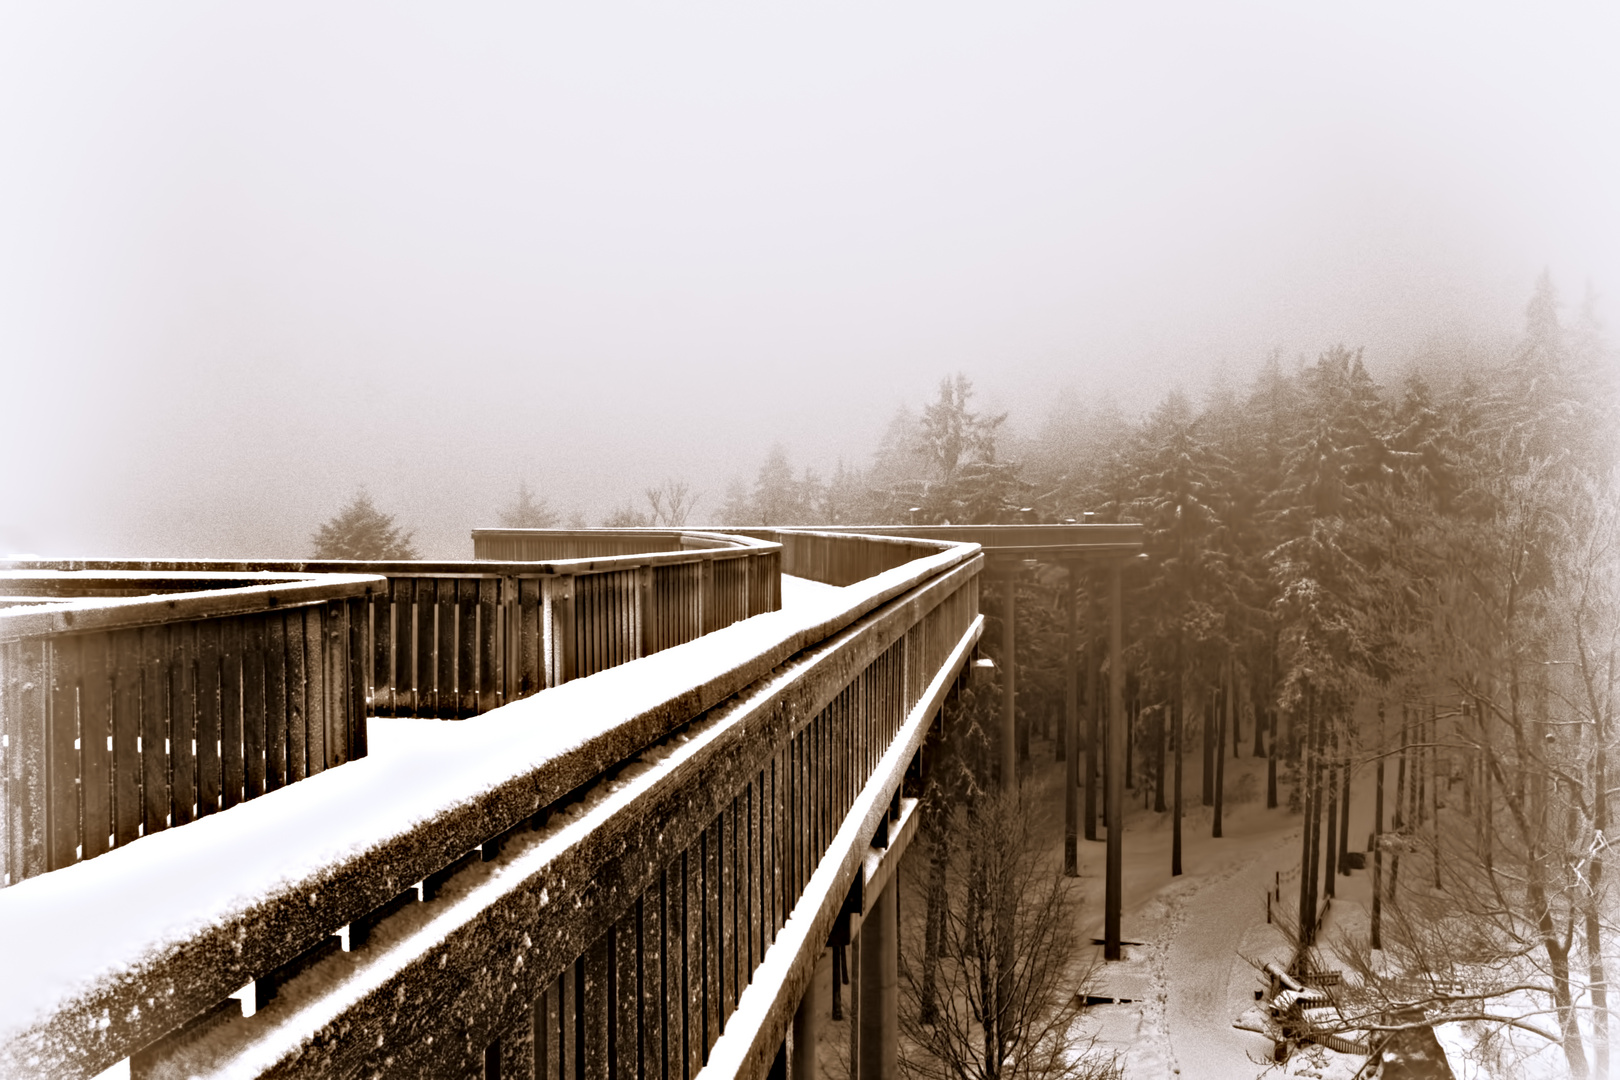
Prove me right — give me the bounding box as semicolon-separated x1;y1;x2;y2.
393;577;416;716
373;584;394;717
265;615;289;791
284;611;307;784
220;619;244;810
770;752;783;942
112;631;143;847
139;626;170;833
78;635;111;860
745;780;757;980
437;580;456;720
415;578;437;718
703;819;720;1055
519;578;540;697
614;912;639;1080
684;848;702;1080
561;962;579;1080
499;1006;537;1080
303;606;327;774
534;981;554;1080
584;935;609;1080
643;873;665;1080
170;623;197;827
558;577;577;686
243;616;267;800
479;578;499;715
323;601;346;768
195;621;221;817
457;579;478;719
726;795;740;1022
347;598;367;762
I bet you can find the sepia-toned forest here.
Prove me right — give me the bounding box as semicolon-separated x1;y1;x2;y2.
711;273;1617;1077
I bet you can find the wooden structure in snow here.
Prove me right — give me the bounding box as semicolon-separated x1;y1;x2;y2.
0;528;986;1080
0;532;778;889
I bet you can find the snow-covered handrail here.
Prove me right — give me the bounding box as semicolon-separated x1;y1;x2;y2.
0;532;982;1080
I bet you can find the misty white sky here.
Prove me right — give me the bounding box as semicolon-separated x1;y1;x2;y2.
2;3;1616;558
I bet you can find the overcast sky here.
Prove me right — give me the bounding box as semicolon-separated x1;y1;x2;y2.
2;2;1616;558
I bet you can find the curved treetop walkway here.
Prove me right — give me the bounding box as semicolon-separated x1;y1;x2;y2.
0;525;1137;1080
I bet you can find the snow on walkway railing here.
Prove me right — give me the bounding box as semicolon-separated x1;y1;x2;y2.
0;570;386;889
0;531;981;1080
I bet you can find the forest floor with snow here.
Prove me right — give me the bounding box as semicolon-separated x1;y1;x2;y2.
812;738;1392;1080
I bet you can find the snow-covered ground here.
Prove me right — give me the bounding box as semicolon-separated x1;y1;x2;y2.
1057;752;1314;1078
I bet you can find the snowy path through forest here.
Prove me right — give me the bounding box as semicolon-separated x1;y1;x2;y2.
1061;753;1333;1078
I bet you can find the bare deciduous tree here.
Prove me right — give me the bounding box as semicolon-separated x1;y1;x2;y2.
900;787;1120;1080
644;477;701;526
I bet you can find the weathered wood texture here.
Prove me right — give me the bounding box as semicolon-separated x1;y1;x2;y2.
1;577;380;889
0;534;980;1080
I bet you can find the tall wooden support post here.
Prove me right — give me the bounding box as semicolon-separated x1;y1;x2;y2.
1001;572;1018;790
1064;566;1081;876
792;951;827;1080
858;878;898;1080
1105;563;1125;961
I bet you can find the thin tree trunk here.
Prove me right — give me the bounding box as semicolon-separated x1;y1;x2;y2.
1431;704;1442;891
1585;631;1611;1080
1085;637;1098;842
1300;678;1318;943
919;802;947;1025
1268;704;1279;809
1214;672;1228;838
1391;703;1408;899
1253;670;1266;758
1154;701;1167;813
1373;700;1385;949
1224;654;1237;757
1324;718;1338;900
1203;691;1216;807
1125;681;1135;791
1338;712;1353;877
1173;684;1184;876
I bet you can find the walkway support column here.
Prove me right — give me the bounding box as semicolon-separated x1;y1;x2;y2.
792;950;828;1080
1064;564;1081;875
1001;571;1018;790
1105;562;1125;960
858;876;899;1080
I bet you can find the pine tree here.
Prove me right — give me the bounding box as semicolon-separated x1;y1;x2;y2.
498;480;561;528
311;490;419;560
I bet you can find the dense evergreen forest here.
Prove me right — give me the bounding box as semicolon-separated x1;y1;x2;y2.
720;274;1618;1077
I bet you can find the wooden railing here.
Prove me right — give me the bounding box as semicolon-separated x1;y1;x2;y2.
5;531;779;719
0;571;385;888
733;529;951;587
0;531;982;1080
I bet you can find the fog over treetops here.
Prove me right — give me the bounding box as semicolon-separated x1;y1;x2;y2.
2;3;1616;558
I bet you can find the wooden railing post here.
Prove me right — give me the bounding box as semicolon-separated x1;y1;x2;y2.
2;639;48;885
